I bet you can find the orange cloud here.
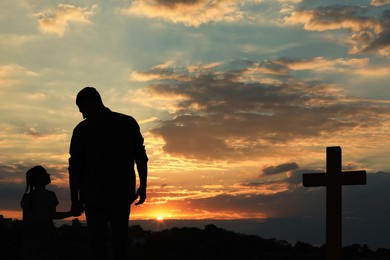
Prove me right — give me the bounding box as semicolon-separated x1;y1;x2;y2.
370;0;390;6
284;5;390;56
37;4;98;36
355;66;390;76
285;9;382;33
122;0;243;27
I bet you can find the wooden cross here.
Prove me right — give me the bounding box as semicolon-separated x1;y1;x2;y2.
302;146;366;260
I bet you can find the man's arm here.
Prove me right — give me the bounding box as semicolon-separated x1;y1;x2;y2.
68;127;85;213
69;168;83;212
133;120;148;205
53;211;81;219
135;159;147;205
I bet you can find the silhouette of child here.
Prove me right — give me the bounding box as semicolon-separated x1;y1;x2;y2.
20;165;80;260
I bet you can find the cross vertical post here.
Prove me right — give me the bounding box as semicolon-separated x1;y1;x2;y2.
326;146;342;259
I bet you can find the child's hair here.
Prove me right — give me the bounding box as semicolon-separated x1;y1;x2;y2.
20;165;47;211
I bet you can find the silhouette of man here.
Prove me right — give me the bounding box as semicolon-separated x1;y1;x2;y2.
68;87;148;260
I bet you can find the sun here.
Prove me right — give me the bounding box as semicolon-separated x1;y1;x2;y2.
156;215;164;221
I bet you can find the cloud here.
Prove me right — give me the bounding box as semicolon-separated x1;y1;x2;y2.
271;56;390;82
244;164;320;189
370;0;390;6
23;127;67;143
0;163;28;183
262;162;299;175
0;181;70;211
130;62;192;82
144;169;390;247
122;0;243;27
274;57;369;72
0;182;26;210
36;4;98;36
177;170;390;220
353;66;390;80
0;64;38;87
0;162;71;211
284;5;390;56
133;60;390;161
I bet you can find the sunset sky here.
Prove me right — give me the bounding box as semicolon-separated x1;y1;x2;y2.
1;0;390;248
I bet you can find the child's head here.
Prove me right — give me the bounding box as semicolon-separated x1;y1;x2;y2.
25;165;51;192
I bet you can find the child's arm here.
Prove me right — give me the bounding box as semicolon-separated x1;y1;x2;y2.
51;204;82;219
53;211;80;219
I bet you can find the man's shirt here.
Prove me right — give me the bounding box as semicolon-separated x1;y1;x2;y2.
69;108;148;205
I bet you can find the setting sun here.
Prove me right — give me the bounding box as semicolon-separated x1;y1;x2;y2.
156;216;164;221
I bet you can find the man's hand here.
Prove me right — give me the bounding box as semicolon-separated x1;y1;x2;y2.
71;200;84;215
134;186;146;206
71;210;82;217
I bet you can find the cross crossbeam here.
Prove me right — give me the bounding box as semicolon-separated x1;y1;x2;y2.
303;171;366;187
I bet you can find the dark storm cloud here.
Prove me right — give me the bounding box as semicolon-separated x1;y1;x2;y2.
0;163;65;180
142;60;389;160
0;163;29;181
243;164;321;188
0;181;70;211
285;5;390;56
0;182;26;210
182;171;390;222
0;163;71;211
262;162;299;176
285;168;323;185
184;184;326;218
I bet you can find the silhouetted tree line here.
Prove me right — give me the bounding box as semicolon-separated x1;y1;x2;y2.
1;219;390;260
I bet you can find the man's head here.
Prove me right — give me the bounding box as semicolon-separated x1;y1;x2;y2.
76;87;104;119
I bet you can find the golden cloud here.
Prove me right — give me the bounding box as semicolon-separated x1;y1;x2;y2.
0;64;37;78
370;0;390;6
130;61;192;82
37;4;98;36
355;66;390;76
274;57;370;72
122;0;243;27
0;64;38;88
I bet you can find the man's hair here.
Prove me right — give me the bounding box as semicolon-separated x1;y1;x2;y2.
76;87;103;106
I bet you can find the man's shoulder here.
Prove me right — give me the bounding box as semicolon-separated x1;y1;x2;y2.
74;119;88;131
111;111;138;126
111;110;134;120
